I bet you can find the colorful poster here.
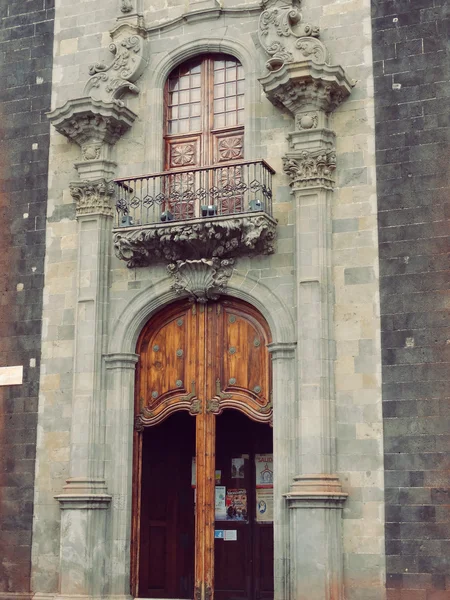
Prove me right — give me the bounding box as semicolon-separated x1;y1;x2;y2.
231;458;245;479
224;488;248;521
256;488;274;522
255;454;273;488
215;486;227;520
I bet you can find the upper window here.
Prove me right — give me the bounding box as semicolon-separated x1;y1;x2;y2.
164;54;245;170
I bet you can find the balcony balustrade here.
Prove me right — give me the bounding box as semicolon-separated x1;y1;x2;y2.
113;160;277;268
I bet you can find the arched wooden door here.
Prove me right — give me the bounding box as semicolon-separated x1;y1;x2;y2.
132;299;273;600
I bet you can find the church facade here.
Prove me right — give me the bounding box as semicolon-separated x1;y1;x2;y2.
0;0;448;599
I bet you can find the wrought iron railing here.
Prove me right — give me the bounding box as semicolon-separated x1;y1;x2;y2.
114;160;274;227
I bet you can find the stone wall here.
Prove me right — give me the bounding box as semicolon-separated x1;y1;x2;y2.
0;1;54;598
372;0;450;597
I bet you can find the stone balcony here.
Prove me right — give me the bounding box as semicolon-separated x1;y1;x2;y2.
112;160;277;268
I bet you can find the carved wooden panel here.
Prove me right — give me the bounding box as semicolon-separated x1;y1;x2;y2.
135;303;200;428
213;131;244;163
166;136;201;169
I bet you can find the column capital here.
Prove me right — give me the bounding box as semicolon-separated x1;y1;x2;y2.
69;178;116;218
55;478;112;510
104;352;139;369
267;341;296;360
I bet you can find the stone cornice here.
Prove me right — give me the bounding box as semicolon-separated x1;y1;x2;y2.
70;179;116;218
113;213;277;268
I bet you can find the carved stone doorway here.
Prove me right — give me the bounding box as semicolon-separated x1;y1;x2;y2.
132;298;273;600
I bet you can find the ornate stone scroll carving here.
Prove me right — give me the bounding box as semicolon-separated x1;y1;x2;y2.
168;258;235;303
258;0;326;71
70;179;115;217
84;29;148;103
113;213;277;268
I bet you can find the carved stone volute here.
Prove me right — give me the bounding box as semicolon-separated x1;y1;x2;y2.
84;25;148;104
258;0;324;72
258;0;354;190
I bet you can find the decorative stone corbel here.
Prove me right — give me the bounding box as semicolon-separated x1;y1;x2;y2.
48;97;137;180
167;258;235;303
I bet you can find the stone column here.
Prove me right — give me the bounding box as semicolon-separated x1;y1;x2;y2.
48;100;137;600
259;4;353;598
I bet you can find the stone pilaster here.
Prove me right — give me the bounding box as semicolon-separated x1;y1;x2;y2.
104;353;139;600
48;93;138;600
267;343;297;600
260;4;353;598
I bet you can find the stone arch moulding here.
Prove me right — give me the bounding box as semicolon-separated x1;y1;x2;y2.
108;272;295;357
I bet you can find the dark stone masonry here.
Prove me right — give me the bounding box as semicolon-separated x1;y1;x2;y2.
0;1;54;596
372;0;450;597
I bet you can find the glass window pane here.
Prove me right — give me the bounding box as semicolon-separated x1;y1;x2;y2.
214;60;225;70
214;84;225;98
226;68;237;82
179;119;190;133
226;111;236;126
237;95;244;109
191;73;201;88
225;82;236;96
179;76;189;90
179;104;189;118
179;90;189;104
190;103;201;117
168;120;178;134
214;113;226;129
214;99;225;114
191;88;201;102
226;59;236;68
237;80;245;95
237;65;244;80
170;91;179;106
214;69;225;84
191;63;201;74
169;78;179;92
190;117;201;131
237;109;244;125
226;97;236;111
170;106;178;120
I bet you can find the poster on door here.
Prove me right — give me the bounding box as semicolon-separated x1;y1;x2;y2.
255;454;273;523
222;488;248;521
255;454;273;488
256;488;274;522
215;486;227;520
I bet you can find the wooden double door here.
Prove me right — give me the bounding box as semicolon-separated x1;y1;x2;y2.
133;299;273;600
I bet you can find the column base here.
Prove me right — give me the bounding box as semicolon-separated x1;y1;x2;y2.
55;477;112;510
